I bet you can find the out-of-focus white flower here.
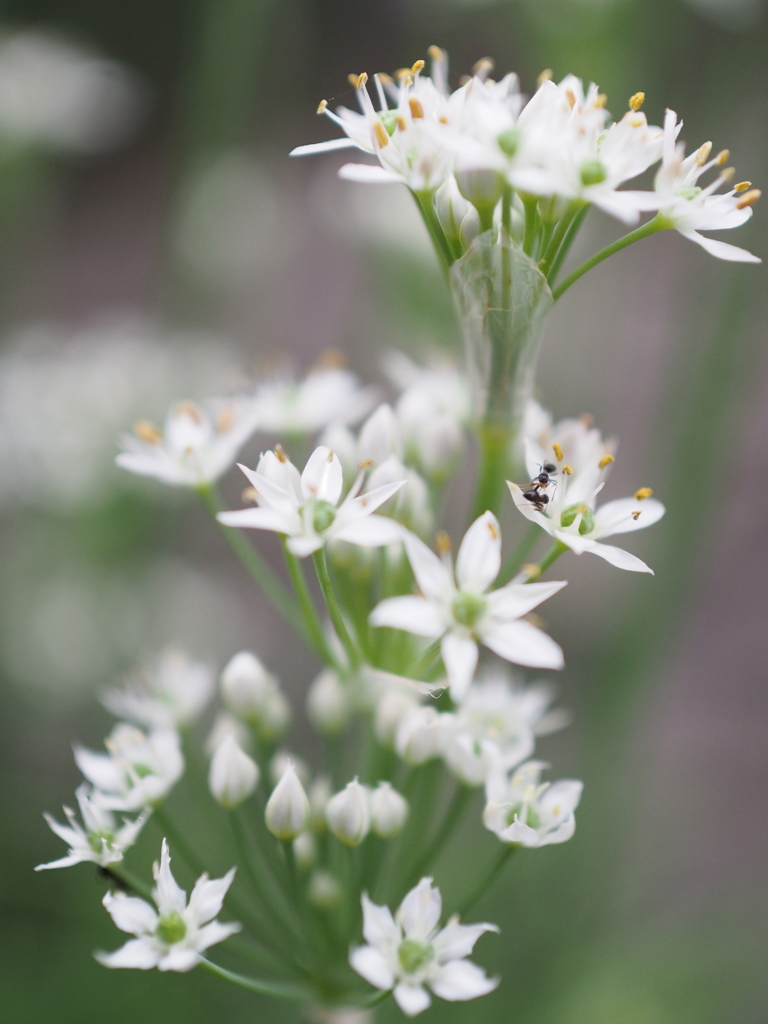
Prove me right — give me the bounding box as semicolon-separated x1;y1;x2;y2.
208;734;259;809
219;651;290;740
306;668;353;734
204;711;251;757
326;778;371;846
369;782;409;837
116;395;259;488
293;831;317;870
307;775;333;832
36;783;148;871
270;751;311;787
371;513;566;701
74;724;183;812
308;869;342;908
395;706;450;765
483;761;583;847
350;877;498;1016
253;364;377;436
101;648;215;730
97;839;239;971
0;30;143;155
218;446;406;558
265;762;310;840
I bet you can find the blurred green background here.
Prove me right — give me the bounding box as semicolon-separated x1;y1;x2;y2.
2;0;767;1021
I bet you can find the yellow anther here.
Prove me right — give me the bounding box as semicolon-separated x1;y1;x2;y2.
428;45;444;61
394;67;412;81
735;181;752;192
487;520;499;540
552;442;564;462
523;563;541;580
316;348;346;369
409;96;425;119
347;72;368;89
274;444;288;463
721;167;735;181
472;57;494;77
216;404;235;434
598;454;615;469
242;487;258;503
629;91;645;111
438;115;448;124
634;487;653;501
134;419;162;444
358;458;373;470
595;93;608;108
377;72;393;87
716;148;730;165
537;68;553;86
176;400;203;422
316;99;328;115
326;449;335;463
396;116;407;132
436;530;452;556
562;464;573;475
696;141;712;166
630;116;644;128
565;88;577;109
411;59;425;75
736;188;761;209
580;413;594;427
373;120;390;148
458;74;471;87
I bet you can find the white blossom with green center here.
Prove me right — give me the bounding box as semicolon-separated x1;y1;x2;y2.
483;760;583;847
370;511;566;701
97;839;239;972
350;877;498;1016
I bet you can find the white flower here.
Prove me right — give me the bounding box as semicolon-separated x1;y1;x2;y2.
74;724;184;812
218;446;406;558
369;782;409;838
253;365;377;435
395;706;451;765
208;734;259;809
306;668;353;734
219;650;290;739
326;778;371;846
265;762;310;840
350;877;498;1016
483;761;583;847
96;839;239;971
370;513;566;702
116;396;259;487
36;783;149;871
508;444;665;573
101;648;215;730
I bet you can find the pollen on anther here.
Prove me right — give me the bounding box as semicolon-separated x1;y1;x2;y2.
216;404;236;434
736;188;761;209
562;464;573;475
696;141;713;166
436;530;452;556
358;459;373;470
316;99;328;115
595;93;608;108
537;68;553;87
598;454;615;469
629;91;645;111
634;487;653;501
396;116;407;132
473;57;494;78
274;445;288;463
523;563;541;580
409;96;425;119
373;121;389;148
242;487;258;503
716;149;730;166
487;521;499;540
428;45;444;61
135;419;162;444
735;181;752;192
411;59;425;75
630;116;644;128
565;88;577;110
552;442;564;462
176;400;203;422
326;449;335;463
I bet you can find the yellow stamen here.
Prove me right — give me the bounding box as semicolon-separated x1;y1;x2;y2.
565;88;577;109
216;404;235;434
716;148;730;165
562;464;573;475
373;120;389;148
134;419;162;444
580;413;594;427
473;57;494;76
427;45;444;61
598;454;615;469
274;444;288;463
411;59;425;75
409;96;425;119
377;72;393;87
696;141;712;166
242;487;258;503
595;93;608;108
487;520;499;540
438;115;448;124
552;442;564;462
316;99;328;115
735;181;752;192
396;116;407;132
634;487;653;501
315;348;346;369
326;449;335;463
176;400;202;423
394;67;412;81
736;188;761;209
630;116;644;128
358;459;373;470
721;167;735;181
348;72;368;90
436;530;452;556
523;563;541;580
629;91;645;111
537;68;553;86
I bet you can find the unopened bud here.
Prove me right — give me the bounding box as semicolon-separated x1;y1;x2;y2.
293;831;316;870
369;782;409;837
220;651;289;739
326;778;371;846
308;775;333;831
265;763;310;840
308;870;341;908
306;669;352;734
208;734;259;809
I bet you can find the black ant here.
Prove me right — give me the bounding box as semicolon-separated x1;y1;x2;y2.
520;461;557;513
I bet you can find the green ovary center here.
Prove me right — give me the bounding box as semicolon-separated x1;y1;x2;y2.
452;591;487;628
497;128;520;157
505;802;540;830
678;185;702;200
560;503;595;535
380;110;399;136
88;828;116;854
311;500;337;533
156;910;187;945
398;939;434;974
580;159;607;186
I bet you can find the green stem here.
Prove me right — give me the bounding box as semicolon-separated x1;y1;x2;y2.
457;846;516;916
283;545;340;667
200;958;311;1001
522;196;540;256
313;549;361;669
471;424;513;522
551;216;665;301
413;189;453;277
539;203;583;277
197;484;302;632
547;204;590;285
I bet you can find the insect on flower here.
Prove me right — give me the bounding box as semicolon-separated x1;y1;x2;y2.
520;461;558;512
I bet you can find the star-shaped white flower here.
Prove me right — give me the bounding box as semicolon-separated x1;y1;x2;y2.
217;445;406;558
97;839;239;972
35;783;149;871
350;877;498;1016
116;397;259;487
370;512;566;702
101;648;215;730
483;761;583;847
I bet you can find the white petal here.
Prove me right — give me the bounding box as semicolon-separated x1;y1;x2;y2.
679;230;761;263
153;839;186;915
432;919;499;961
102;892;158;936
341;477;407;517
333;515;404;548
455;512;501;593
361;893;400;947
338;163;402;184
370;596;444;637
485;580;567;621
216;508;293;533
350;945;395;991
397;878;441;941
593;497;665;537
441;633;478;703
194;920;242;951
301;447;343;504
286;533;324;558
483;621;564;670
290;138;359;156
158;947;200;972
393;982;432;1016
403;532;453;601
187;868;236;925
588;541;653;573
430;959;499;1001
95;938;161;970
